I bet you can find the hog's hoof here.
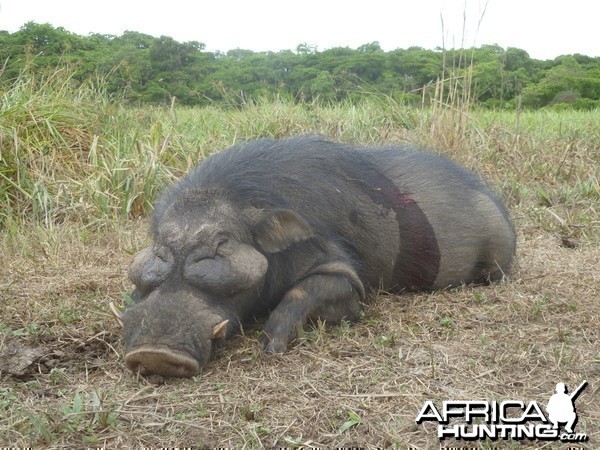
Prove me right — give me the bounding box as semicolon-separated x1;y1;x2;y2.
261;338;287;355
124;345;200;377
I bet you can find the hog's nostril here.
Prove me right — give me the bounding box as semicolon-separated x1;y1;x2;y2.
124;346;200;377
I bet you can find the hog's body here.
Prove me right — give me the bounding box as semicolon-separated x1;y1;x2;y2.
121;136;515;377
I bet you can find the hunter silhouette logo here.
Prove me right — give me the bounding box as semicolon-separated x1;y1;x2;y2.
416;380;589;442
546;381;587;434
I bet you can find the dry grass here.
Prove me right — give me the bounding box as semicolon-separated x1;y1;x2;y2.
1;220;598;448
1;85;599;447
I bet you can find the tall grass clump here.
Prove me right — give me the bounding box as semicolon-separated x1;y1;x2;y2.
0;65;179;230
1;62;598;245
0;66;103;226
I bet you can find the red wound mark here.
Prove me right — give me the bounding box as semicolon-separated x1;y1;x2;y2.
355;167;440;291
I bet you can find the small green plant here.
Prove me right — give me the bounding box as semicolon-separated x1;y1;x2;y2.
90;390;118;429
336;410;362;435
59;390;118;432
241;404;261;421
378;335;390;347
0;388;16;410
556;327;572;344
257;425;271;436
26;412;55;444
363;317;380;327
121;292;135;307
576;176;599;200
440;317;453;328
49;367;67;385
61;391;84;417
377;332;397;348
11;323;40;336
472;291;486;304
58;306;81;325
537;188;553;206
283;435;306;448
532;294;550;319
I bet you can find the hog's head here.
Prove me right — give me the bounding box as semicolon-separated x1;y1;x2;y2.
113;191;313;377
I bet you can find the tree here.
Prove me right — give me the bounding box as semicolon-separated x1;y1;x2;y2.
2;23;600;108
387;47;442;92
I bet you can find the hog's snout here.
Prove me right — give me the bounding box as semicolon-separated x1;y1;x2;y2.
124;345;200;377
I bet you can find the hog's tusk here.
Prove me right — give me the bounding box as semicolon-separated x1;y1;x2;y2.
212;319;229;340
109;302;124;328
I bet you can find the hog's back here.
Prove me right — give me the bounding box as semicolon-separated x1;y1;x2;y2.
189;137;515;292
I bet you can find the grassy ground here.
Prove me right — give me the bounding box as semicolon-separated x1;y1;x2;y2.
0;72;599;448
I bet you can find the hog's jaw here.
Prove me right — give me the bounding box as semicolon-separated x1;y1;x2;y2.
123;314;230;377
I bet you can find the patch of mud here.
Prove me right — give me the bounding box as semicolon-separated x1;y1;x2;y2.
0;341;45;376
0;331;120;379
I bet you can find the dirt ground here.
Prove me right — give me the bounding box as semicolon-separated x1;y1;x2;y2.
0;215;598;448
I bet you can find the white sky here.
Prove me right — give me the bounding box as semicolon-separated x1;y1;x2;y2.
0;0;598;60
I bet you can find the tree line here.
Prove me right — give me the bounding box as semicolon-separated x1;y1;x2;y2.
2;22;600;109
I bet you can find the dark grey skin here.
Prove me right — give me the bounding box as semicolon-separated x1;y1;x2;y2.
117;136;515;377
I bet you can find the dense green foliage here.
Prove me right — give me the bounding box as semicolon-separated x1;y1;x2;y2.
2;22;600;109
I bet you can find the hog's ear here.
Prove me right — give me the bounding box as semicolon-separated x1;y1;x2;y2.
252;209;314;253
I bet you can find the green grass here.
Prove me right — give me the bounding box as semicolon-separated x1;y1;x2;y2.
2;67;599;242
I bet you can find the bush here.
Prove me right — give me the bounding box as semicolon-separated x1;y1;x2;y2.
548;98;600;111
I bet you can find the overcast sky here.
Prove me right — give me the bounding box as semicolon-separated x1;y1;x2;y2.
1;0;598;60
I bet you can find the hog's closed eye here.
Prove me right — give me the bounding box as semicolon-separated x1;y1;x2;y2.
191;254;206;264
188;248;216;264
155;252;169;262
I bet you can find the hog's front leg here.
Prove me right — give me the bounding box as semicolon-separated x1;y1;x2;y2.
261;273;363;354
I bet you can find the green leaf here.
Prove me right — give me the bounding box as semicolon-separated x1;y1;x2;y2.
72;392;83;414
121;291;135;306
337;410;362;434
